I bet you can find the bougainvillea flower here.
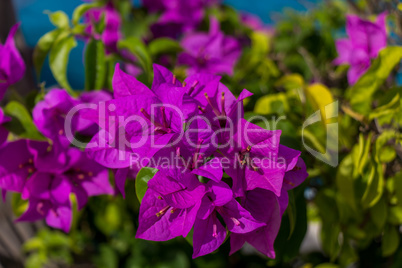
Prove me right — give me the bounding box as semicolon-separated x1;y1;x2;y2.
178;18;241;76
33;89;112;147
334;13;387;84
146;0;211;38
28;140;113;209
141;0;166;12
0;108;10;145
19;172;73;232
184;73;252;136
218;119;284;197
280;152;308;191
84;64;189;171
229;188;281;258
33;89;81;147
82;65;156;171
62;148;114;210
84;2;122;53
0;140;35;194
77;90;112;136
0;23;26;100
136;169;205;241
192;180;265;258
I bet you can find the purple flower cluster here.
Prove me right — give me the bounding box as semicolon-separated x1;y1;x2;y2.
0;89;113;232
334;13;387;84
178;18;241;76
142;0;220;38
0;24;26;100
0;139;113;232
84;63;308;257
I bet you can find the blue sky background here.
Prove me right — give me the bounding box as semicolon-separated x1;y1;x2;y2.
12;0;318;89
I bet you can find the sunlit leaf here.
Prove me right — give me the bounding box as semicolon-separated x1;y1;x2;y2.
254;93;289;115
135;167;158;203
33;29;62;78
305;83;334;124
347;46;402;114
49;35;77;93
47;11;70;29
3;101;44;140
275;74;304;91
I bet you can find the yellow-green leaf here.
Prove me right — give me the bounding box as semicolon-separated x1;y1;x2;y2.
254;93;289;115
394;172;402;207
49;35;77;93
370;196;387;229
336;154;356;210
361;163;384;209
347;46;402;114
305;83;335;124
47;11;70;29
4;101;44;140
33;29;62;78
135;167;158;203
382;225;400;257
275;74;304;91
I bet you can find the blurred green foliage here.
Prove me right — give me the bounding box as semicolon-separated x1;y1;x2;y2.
10;0;402;267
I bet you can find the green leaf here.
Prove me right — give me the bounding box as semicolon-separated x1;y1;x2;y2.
135;167;158;203
352;132;372;176
47;11;70;29
305;83;335;124
369;88;401;120
93;245;118;268
85;39;106;90
395;172;402;207
118;37;153;83
388;206;402;225
33;29;61;78
149;38;182;57
184;228;194;246
3;101;44;140
254;93;289;115
72;2;101;25
251;31;270;56
275;74;304;90
11;193;29;218
361;163;384;209
315;264;339;268
336;154;356;210
287;190;296;238
23;237;44;252
374;130;396;163
347;46;402;114
370;196;387;229
382;225;400;257
49;35;77;93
